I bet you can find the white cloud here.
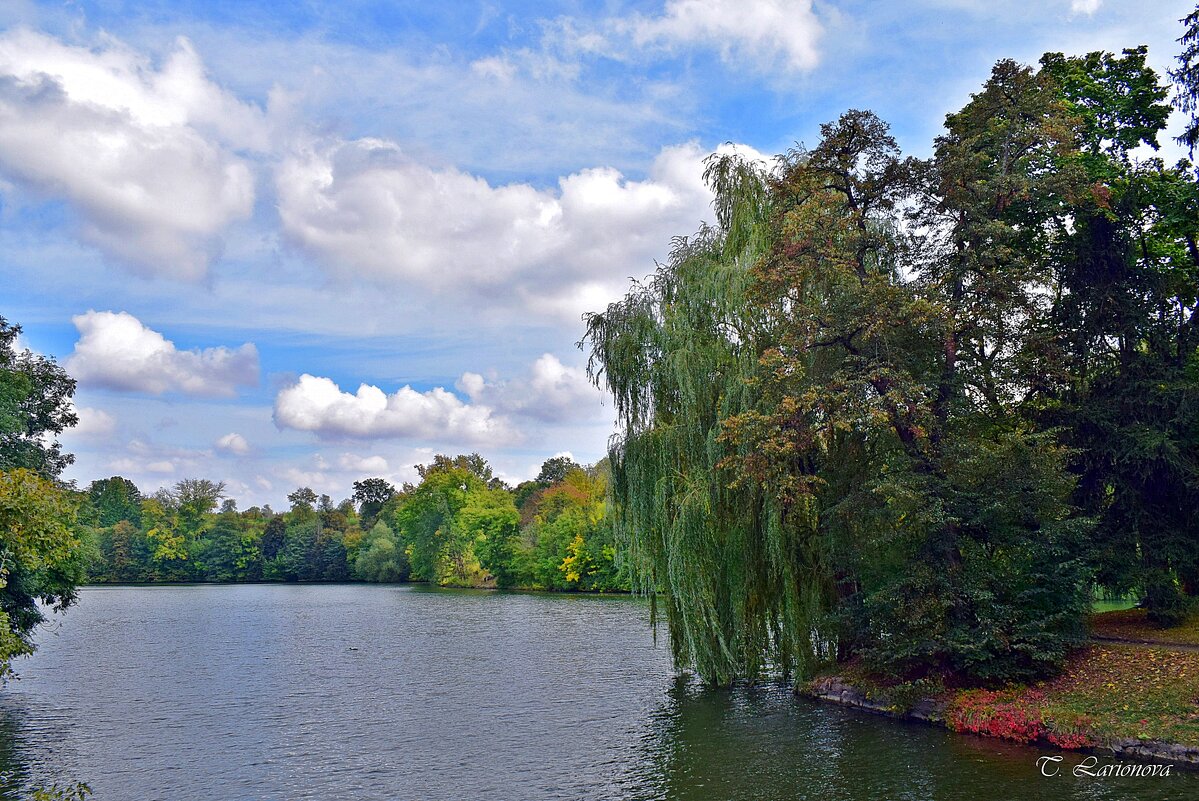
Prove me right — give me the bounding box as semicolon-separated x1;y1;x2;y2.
0;29;264;278
276;136;560;289
549;0;823;73
337;453;389;473
108;456;176;475
1070;0;1101;15
475;47;582;83
276;450;425;499
279;465;331;492
458;353;604;423
99;437;216;486
70;405;117;439
628;0;822;71
276;137;748;318
470;55;517;83
216;432;250;455
273;374;516;445
274;350;605;446
66;310;260;397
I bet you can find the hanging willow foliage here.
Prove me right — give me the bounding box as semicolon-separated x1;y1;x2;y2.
582;151;834;685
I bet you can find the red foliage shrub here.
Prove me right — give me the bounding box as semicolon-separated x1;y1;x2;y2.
946;690;1046;744
947;689;1095;750
1046;730;1093;749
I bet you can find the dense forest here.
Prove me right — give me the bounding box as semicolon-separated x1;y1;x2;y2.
80;454;625;593
582;15;1199;688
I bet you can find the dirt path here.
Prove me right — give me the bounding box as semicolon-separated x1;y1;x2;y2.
1092;635;1199;653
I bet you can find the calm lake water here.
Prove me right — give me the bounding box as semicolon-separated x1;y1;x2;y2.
0;584;1194;800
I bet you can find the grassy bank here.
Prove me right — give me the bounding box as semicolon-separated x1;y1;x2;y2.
806;611;1199;762
943;643;1199;749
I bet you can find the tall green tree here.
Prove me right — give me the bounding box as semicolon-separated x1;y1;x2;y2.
287;487;318;517
352;478;396;527
172;479;225;542
1172;5;1199;157
393;459;487;586
1035;47;1199;623
0;317;76;478
0;316;85;675
535;456;582;485
460;485;521;587
87;477;143;528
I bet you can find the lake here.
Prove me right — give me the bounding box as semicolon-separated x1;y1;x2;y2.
0;585;1193;800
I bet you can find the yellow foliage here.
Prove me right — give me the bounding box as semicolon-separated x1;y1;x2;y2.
560;533;588;584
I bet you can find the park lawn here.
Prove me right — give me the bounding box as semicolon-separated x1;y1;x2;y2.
945;644;1199;748
1089;608;1199;647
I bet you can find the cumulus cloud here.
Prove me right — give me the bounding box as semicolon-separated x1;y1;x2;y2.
66;310;260;397
0;29;264;278
276;136;560;289
274;351;605;446
273;374;516;445
458;353;604;423
216;432;250;455
276;137;753;317
1070;0;1101;14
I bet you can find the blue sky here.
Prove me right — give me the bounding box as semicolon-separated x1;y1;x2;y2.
1;0;1194;507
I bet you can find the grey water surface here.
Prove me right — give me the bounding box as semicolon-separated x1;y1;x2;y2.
0;584;1193;800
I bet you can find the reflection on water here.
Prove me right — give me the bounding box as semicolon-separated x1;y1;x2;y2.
649;679;1193;801
0;585;1193;800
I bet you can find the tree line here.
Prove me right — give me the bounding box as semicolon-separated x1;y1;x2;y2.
582;12;1199;688
81;454;625;593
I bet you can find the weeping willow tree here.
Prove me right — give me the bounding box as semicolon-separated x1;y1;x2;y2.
581;149;837;685
585;98;1097;688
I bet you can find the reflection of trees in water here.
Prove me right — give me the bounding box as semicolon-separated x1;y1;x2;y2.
0;703;90;801
648;677;854;801
646;679;1197;801
0;710;32;801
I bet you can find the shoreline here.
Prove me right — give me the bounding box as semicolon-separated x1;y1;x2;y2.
800;675;1199;770
78;579;633;596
